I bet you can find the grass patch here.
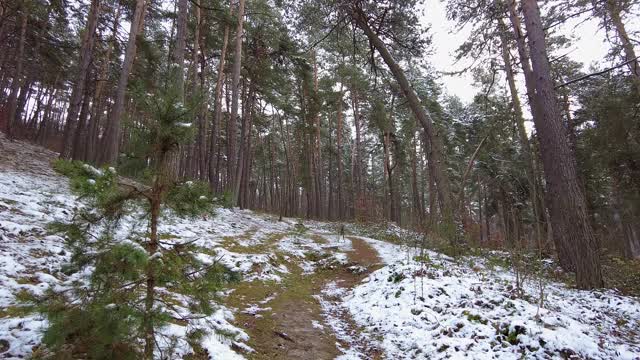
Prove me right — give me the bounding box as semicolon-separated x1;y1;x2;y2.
0;304;36;318
219;230;289;254
222;247;375;359
0;197;18;205
602;256;640;297
308;234;328;245
15;276;40;285
463;310;488;325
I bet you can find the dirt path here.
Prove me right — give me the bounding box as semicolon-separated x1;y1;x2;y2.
224;233;383;359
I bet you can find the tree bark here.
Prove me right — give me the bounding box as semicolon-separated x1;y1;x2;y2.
174;0;188;97
6;9;27;139
336;86;344;220
351;87;363;196
209;12;231;191
100;0;146;164
193;0;208;180
60;0;101;158
521;0;603;289
498;16;543;254
411;132;424;228
351;7;455;236
605;0;640;95
506;0;575;271
71;82;93;160
227;0;246;197
312;52;324;218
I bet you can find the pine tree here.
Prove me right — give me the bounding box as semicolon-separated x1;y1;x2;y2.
39;69;239;359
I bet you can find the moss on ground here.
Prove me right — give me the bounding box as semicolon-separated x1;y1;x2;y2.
221;233;381;359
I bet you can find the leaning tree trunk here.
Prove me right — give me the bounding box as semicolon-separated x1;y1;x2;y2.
506;0;574;271
521;0;603;289
498;16;542;253
60;0;101;158
351;6;456;238
100;0;146;165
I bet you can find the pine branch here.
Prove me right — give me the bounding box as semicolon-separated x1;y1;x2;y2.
555;56;640;88
304;15;348;53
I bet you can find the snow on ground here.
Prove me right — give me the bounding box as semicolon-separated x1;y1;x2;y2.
0;138;288;358
2;135;640;360
333;240;640;359
0;153;77;357
0;136;361;359
317;281;380;359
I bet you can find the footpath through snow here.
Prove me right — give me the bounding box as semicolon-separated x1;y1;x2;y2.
1;134;639;359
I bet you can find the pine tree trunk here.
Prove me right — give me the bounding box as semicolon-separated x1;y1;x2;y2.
26;87;46;134
351;87;362;195
174;0;188;96
521;0;603;289
100;0;146;164
605;0;640;95
235;77;253;205
227;0;246;197
6;10;27;139
144;190;160;360
337;87;344;220
411;132;424;227
351;6;455;236
71;83;93;160
83;6;119;163
194;1;208;180
312;52;323;218
209;16;230;191
506;0;574;271
498;16;543;253
60;0;101;158
36;79;59;144
14;75;33;131
383;131;399;223
237;82;255;208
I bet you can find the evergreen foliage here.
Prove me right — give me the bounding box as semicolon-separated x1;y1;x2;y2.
38;77;239;358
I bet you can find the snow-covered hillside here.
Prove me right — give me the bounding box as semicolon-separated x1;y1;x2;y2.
1;136;639;359
332;246;640;359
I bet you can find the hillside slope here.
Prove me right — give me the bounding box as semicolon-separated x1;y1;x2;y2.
1;135;639;359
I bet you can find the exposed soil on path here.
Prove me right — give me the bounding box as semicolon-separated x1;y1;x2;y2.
225;233;383;359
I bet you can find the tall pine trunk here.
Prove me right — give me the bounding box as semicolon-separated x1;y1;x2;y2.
6;9;27;139
60;0;101;158
209;11;230;191
336;86;344;220
227;0;246;197
521;0;603;289
100;0;146;164
506;0;575;271
351;7;455;239
605;0;640;95
193;1;208;180
498;16;543;252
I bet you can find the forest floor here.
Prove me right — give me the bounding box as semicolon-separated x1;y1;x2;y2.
1;134;640;359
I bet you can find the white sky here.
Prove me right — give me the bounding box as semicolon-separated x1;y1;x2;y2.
419;0;638;103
